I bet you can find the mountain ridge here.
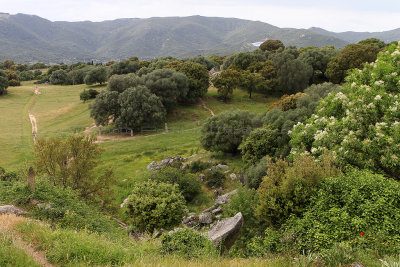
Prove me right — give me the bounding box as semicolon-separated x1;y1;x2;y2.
0;13;398;63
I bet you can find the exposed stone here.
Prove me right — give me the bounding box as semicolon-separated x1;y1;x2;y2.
230;173;237;180
212;207;223;215
223;170;230;174
146;156;185;171
199;174;205;182
0;205;26;215
206;212;243;254
120;197;129;208
202;205;217;213
182;215;199;227
198;212;213;224
215;190;238;205
210;164;229;171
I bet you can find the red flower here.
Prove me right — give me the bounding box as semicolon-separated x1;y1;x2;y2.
360;232;364;236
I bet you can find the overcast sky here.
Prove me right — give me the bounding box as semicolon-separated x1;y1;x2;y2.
2;0;400;32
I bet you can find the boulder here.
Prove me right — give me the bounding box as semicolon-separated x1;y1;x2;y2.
210;164;229;171
198;212;213;224
230;173;237;181
182;215;198;227
146;156;185;171
206;212;243;254
0;205;26;215
215;190;238;205
212;207;223;215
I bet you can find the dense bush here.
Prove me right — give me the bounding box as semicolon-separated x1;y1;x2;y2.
287;170;400;253
290;42;400;178
203;169;225;188
84;67;107;85
107;73;143;93
240;125;278;165
80;89;99;102
244;157;268;190
256;154;340;228
109;59;141;75
188;160;213;173
50;69;71;85
0;167;17;182
201;109;262;153
146;167;201;202
0;70;9;94
160;228;216;258
124;180;186;232
89;90;120;125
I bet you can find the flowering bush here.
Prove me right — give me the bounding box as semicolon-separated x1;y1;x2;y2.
289;42;400;178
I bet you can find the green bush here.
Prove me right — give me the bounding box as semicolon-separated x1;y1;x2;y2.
244;157;267;190
0;181;119;234
240;125;278;165
256;153;340;228
287;170;400;253
160;228;216;258
200;109;262;153
188;160;213;173
146;167;201;202
124;180;186;232
0;235;40;267
246;228;283;256
0;167;17;182
203;170;225;188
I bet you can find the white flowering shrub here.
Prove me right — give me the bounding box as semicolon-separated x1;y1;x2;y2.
289;42;400;178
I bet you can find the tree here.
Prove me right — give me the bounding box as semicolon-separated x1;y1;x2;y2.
50;69;71;85
5;70;21;86
144;69;188;111
212;69;241;101
239;70;264;98
89;90;120;125
240;125;279;165
259;40;285;52
0;70;9;95
109;59;141;75
125;180;186;232
84;67;107;85
247;60;279;94
107;73;143;93
200;109;262;153
358;38;386;49
167;61;209;103
290;42;400;178
298;47;339;84
325;43;380;84
33;135;114;199
115;86;166;130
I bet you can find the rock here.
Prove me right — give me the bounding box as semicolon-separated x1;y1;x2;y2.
120;197;129;208
146;156;185;171
351;262;364;267
182;215;198;227
215;190;238;205
210;164;229;171
152;228;165;239
0;205;26;215
198;212;213;224
230;173;237;181
206;212;243;254
223;170;230;174
212;207;223;215
215;215;221;220
199;174;205;182
202;205;217;213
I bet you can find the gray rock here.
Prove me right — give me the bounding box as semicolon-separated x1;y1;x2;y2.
212;207;223;214
120;197;129;208
0;205;26;215
206;212;243;254
198;212;213;224
223;170;230;174
210;164;229;171
146;156;184;171
230;173;237;180
215;190;238;205
202;205;217;213
182;215;198;227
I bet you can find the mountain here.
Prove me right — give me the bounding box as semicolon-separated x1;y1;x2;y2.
309;27;400;44
0;13;394;63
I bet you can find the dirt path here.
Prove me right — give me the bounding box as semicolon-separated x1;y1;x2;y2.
199;98;215;116
0;214;55;267
29;113;38;135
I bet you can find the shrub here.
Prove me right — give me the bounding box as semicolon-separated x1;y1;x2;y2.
200;109;262;154
146;167;201;202
160;228;216;258
203;170;225;188
256;153;340;228
124;180;186;232
290;42;400;178
80;90;91;102
0;167;17;182
8;79;20;86
287;170;400;253
240;125;279;165
49;69;71;85
107;73;143;93
247;228;284;256
244;157;268;190
188;160;213;173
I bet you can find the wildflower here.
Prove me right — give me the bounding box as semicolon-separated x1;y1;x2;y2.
361;232;364;236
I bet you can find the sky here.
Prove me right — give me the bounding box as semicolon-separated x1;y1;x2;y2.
2;0;400;32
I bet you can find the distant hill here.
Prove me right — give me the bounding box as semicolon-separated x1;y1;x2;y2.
309;27;400;44
0;13;396;63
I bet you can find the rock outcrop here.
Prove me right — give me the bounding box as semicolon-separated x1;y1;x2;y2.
0;205;26;215
206;212;243;254
215;190;238;205
146;156;185;171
